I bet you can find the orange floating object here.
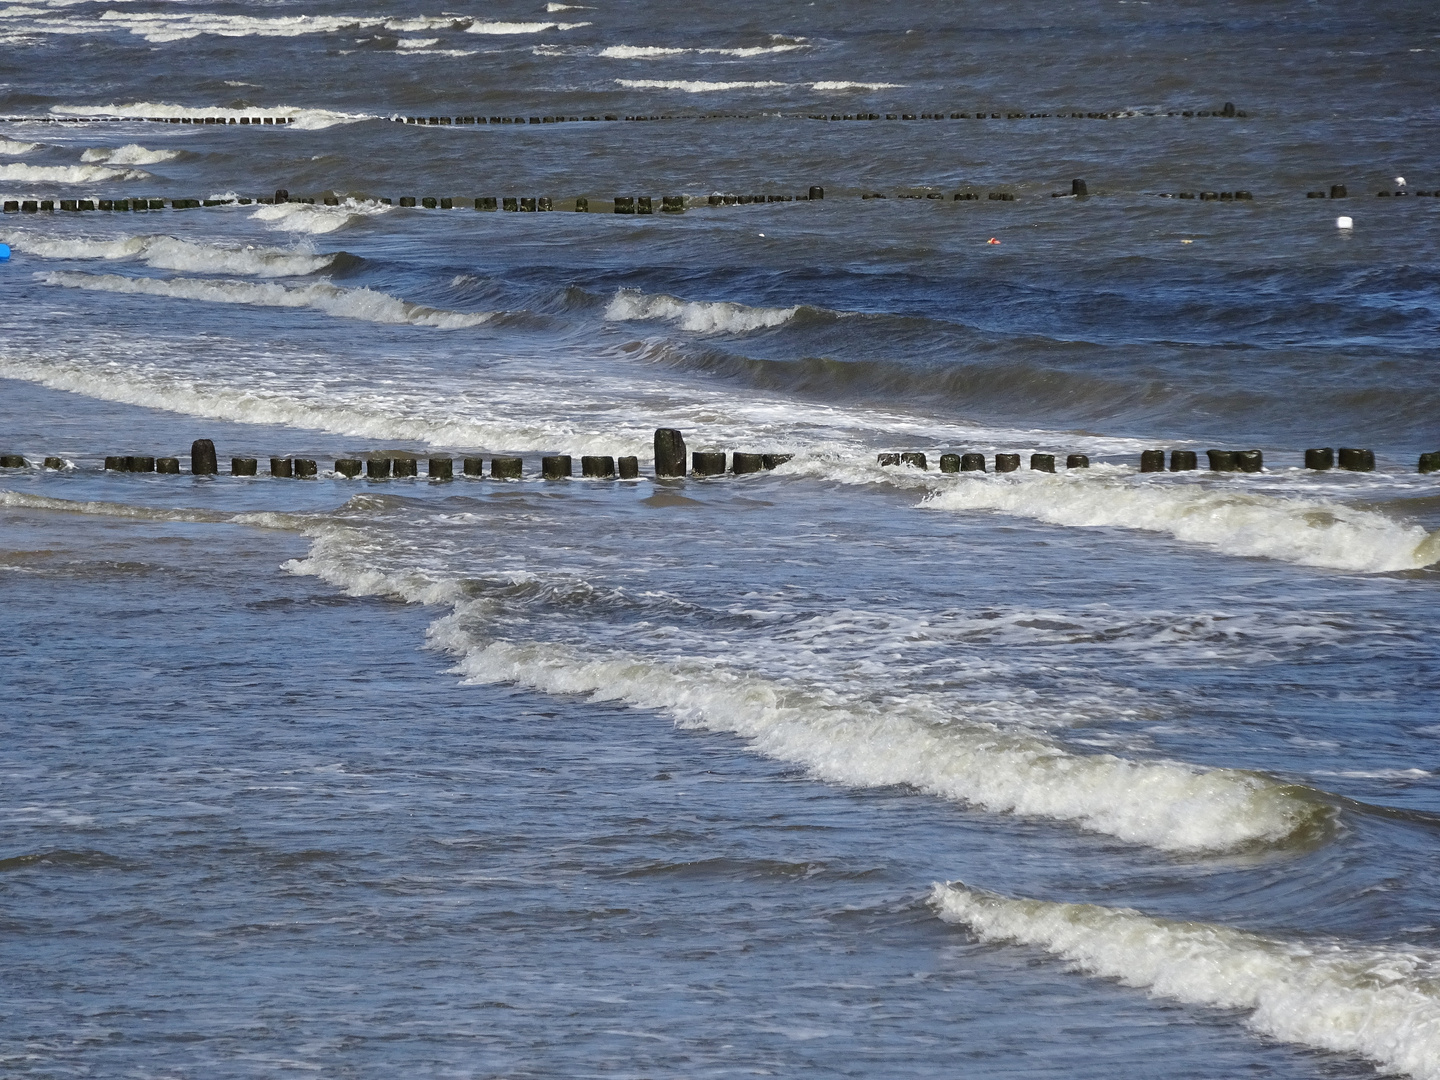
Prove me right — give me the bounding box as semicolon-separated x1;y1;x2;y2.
986;237;1001;245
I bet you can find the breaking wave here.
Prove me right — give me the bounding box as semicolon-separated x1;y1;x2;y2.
920;472;1440;574
615;79;789;92
39;270;496;328
1;232;339;276
604;288;800;333
465;19;590;34
0;162;146;183
599;40;808;59
250;198;391;235
79;143;180;165
56;102;372;131
0;137;41;155
270;533;1332;855
933;883;1440;1080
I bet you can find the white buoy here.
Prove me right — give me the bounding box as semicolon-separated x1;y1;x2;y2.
1336;215;1353;229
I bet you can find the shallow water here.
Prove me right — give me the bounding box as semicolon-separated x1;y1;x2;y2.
2;1;1439;1076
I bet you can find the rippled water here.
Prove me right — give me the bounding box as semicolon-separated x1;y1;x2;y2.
2;1;1439;1077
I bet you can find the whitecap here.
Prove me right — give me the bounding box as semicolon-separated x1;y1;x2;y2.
919;472;1440;573
0;137;41;155
465;20;590;34
604;288;798;333
250;198;391;235
79;143;180;165
810;81;906;90
615;78;789;92
56;102;373;130
1;231;337;276
933;883;1440;1080
0;162;146;183
39;270;496;328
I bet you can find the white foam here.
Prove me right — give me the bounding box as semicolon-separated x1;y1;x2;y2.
0;488;230;523
604;288;799;333
0;231;336;276
56;102;371;131
411;631;1321;852
599;42;808;58
545;2;588;9
78;143;178;165
933;884;1440;1080
0;162;145;183
396;37;438;48
90;11;404;43
465;19;590;34
810;81;906;90
263;536;1330;854
615;79;789;92
0;354;647;456
250;198;390;235
920;473;1440;573
0;137;40;155
40;270;496;328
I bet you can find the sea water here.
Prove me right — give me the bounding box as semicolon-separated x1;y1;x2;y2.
2;1;1439;1076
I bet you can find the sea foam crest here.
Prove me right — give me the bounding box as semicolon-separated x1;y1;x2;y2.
604;288;798;333
3;232;337;276
615;78;787;92
79;143;179;166
272;538;1328;854
0;357;635;455
465;19;590;33
933;883;1440;1080
921;473;1440;573
599;40;808;58
0;137;41;156
811;81;906;90
250;198;391;235
419;633;1326;853
0;162;146;183
41;270;495;328
56;103;371;131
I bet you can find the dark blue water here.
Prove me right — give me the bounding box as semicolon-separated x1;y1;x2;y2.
2;1;1440;1076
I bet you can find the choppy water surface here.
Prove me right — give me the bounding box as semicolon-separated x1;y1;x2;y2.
2;1;1440;1077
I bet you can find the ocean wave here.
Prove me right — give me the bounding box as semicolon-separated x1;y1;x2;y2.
56;102;372;131
93;11;390;43
265;527;1329;854
604;288;800;333
78;143;179;165
0;355;661;456
599;41;808;59
250;199;391;235
379;16;471;31
465;19;589;34
0;489;231;524
811;80;906;90
0;137;40;155
432;636;1325;854
933;883;1440;1080
918;471;1440;574
396;36;438;48
0;231;338;276
40;270;496;328
0;162;145;183
615;78;789;92
614;78;898;92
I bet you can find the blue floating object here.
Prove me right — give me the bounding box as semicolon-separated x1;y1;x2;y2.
0;243;10;261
